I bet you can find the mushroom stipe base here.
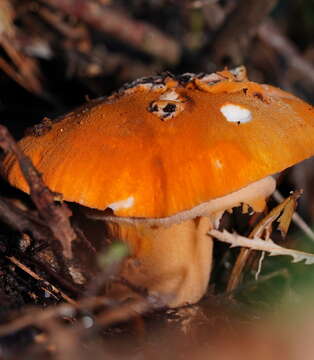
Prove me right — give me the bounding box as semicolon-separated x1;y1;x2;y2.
89;176;276;307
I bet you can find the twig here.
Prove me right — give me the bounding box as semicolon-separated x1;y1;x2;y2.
258;19;314;85
0;34;43;94
65;46;162;81
207;0;278;66
0;295;109;337
0;196;47;240
39;0;181;64
0;303;76;337
0;290;163;337
6;255;76;305
96;296;164;328
210;229;314;264
39;6;89;40
0;125;76;258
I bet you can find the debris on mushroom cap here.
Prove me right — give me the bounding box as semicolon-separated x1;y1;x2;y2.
2;67;314;218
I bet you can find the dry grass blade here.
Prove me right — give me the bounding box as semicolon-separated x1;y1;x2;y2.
276;192;299;237
251;190;302;238
273;190;314;243
226;191;302;292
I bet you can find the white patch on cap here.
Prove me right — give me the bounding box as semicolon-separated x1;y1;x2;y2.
159;89;180;101
220;103;252;124
214;159;223;169
107;196;134;211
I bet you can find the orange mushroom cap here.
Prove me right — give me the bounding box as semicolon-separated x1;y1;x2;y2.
3;68;314;218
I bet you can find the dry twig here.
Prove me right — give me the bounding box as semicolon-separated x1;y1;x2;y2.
207;0;278;67
258;19;314;86
6;255;76;304
0;125;76;259
0;289;164;338
0;196;47;239
39;0;181;64
210;229;314;265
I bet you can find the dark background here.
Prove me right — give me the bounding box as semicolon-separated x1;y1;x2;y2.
1;1;314;359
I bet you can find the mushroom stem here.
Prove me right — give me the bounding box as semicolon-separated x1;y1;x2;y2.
105;216;214;307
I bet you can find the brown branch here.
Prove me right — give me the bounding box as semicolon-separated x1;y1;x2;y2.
0;303;77;337
0;125;76;258
0;34;44;95
7;255;76;304
0;290;163;337
208;0;278;67
0;197;47;239
201;2;314;93
39;0;181;64
258;19;314;85
96;296;163;328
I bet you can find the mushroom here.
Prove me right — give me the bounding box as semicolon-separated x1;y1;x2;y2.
2;67;314;307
